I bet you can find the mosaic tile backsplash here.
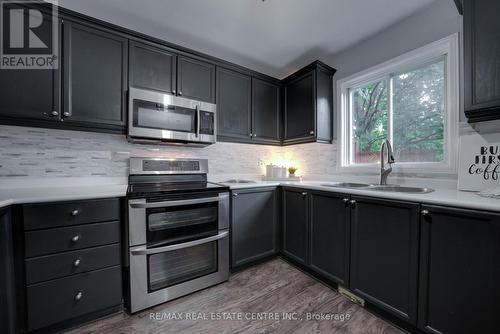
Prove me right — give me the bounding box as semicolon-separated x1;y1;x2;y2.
0;125;337;178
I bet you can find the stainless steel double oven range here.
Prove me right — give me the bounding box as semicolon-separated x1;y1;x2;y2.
126;157;229;313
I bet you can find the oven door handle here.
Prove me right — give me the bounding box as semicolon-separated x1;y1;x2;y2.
129;195;226;209
130;231;228;255
195;105;200;138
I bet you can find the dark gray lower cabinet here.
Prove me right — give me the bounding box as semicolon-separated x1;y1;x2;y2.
27;266;122;331
0;208;16;334
309;192;350;286
418;205;500;334
282;188;309;265
350;196;419;325
16;198;123;332
231;188;279;268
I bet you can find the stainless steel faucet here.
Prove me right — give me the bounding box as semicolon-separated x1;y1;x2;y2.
379;139;395;185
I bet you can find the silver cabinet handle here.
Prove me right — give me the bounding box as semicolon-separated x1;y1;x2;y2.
301;192;308;196
249;133;253;137
63;111;70;117
71;235;80;243
130;195;225;209
73;259;81;267
172;89;176;94
421;210;430;217
233;193;238;197
71;209;79;216
253;134;257;137
309;130;315;135
50;111;59;117
178;91;183;96
349;200;356;207
74;291;83;301
195;105;200;138
131;231;228;255
343;198;349;203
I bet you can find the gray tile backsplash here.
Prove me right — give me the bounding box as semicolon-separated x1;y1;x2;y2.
0;125;337;178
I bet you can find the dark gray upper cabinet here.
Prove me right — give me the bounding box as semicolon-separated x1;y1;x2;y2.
464;0;500;122
129;41;177;94
216;67;252;141
63;20;128;130
309;191;350;286
418;205;500;334
177;56;215;103
252;78;281;144
282;188;309;265
350;196;419;325
283;61;336;145
454;0;463;14
231;187;279;268
0;17;60;123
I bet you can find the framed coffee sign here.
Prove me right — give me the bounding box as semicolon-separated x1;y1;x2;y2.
458;133;500;191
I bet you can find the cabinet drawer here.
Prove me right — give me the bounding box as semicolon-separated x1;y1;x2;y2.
27;266;122;331
23;198;120;231
25;221;120;258
25;244;121;285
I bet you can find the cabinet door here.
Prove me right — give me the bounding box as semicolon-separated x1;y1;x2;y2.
418;205;500;334
0;208;15;334
282;188;309;265
464;0;500;121
129;41;176;94
284;70;315;140
231;188;278;268
309;192;350;286
350;197;419;325
216;67;252;141
252;78;280;143
63;21;127;129
0;17;60;122
177;56;215;103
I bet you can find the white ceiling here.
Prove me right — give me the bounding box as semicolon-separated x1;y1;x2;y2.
58;0;437;78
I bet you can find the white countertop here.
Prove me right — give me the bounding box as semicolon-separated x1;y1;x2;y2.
217;180;500;213
0;177;128;209
1;177;500;213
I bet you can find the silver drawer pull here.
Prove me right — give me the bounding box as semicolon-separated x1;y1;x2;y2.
74;291;83;301
71;235;80;243
73;259;81;267
71;209;79;216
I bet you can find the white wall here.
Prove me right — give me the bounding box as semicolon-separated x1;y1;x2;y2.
330;0;464;122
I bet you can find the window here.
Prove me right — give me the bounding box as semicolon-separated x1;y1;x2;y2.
338;34;459;173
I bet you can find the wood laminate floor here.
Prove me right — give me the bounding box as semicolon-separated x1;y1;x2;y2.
68;258;404;334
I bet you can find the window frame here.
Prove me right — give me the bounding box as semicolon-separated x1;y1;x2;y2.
336;34;459;174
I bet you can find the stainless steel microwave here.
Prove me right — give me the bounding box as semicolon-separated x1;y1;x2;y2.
128;88;216;145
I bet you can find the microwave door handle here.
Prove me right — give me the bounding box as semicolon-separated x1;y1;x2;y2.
196;105;200;137
129;195;226;209
130;231;228;255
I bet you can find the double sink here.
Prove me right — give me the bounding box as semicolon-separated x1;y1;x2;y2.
320;182;434;194
221;180;433;194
